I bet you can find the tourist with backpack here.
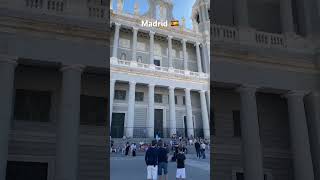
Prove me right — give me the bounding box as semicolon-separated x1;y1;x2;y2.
145;140;158;180
176;147;186;180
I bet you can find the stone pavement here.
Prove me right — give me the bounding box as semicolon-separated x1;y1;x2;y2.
111;154;210;179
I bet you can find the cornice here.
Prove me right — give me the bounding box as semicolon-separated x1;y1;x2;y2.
0;15;109;41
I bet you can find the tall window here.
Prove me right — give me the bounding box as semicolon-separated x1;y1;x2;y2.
233;110;241;137
80;95;107;126
114;90;126;100
14;89;51;122
155;94;162;103
135;92;144;101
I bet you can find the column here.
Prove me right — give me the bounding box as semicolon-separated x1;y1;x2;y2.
56;64;84;180
285;91;314;180
306;92;320;180
132;27;138;61
280;0;295;35
169;86;176;135
0;57;17;180
195;42;203;73
235;0;249;27
200;90;210;139
168;35;173;68
149;31;155;65
182;39;188;71
200;5;207;22
112;23;121;58
110;79;116;127
126;81;136;137
185;88;194;137
237;86;264;180
147;84;155;138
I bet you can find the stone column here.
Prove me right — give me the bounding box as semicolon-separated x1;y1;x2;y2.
195;42;203;73
185;88;194;137
0;56;17;180
235;0;249;27
126;81;136;137
149;31;155;65
110;79;116;127
306;92;320;180
280;0;295;35
200;90;210;139
132;27;138;62
169;86;176;136
182;39;188;71
168;35;173;68
285;91;314;180
56;64;84;180
112;23;121;58
147;84;155;138
237;86;264;180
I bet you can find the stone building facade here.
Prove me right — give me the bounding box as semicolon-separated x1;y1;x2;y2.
212;0;320;180
110;0;210;139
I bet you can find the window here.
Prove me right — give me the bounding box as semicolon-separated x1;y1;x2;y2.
137;56;143;63
236;172;244;180
135;92;144;101
6;161;48;180
154;59;161;66
175;96;178;104
80;95;107;126
114;90;126;100
155;94;162;103
182;96;185;105
120;53;127;60
235;171;270;180
233;110;241;137
14;89;51;122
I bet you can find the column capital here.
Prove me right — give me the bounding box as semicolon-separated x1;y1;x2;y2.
133;26;139;31
309;91;320;97
115;22;121;27
181;39;187;44
110;79;116;83
284;90;309;99
148;83;155;87
0;57;18;67
236;85;258;94
60;64;85;72
149;31;155;35
168;35;173;40
185;88;191;92
194;42;201;47
199;90;206;94
168;86;175;90
129;81;136;86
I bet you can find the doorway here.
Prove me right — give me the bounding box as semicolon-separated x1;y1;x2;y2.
111;113;125;138
154;109;163;137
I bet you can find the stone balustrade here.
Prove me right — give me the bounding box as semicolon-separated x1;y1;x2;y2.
110;58;209;80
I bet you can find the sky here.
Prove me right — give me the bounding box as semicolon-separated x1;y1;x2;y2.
112;0;197;29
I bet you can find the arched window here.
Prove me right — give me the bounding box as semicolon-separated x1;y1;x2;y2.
120;53;126;60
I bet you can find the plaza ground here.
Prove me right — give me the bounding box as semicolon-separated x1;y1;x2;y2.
111;153;210;179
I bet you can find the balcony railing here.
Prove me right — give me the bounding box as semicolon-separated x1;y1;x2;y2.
111;58;209;80
211;23;310;49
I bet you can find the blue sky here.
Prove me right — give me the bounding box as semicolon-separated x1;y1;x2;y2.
112;0;196;29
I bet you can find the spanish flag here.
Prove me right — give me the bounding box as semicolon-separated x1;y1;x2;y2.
171;20;179;27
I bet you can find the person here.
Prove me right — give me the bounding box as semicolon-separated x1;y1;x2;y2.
145;140;158;180
194;140;201;159
176;147;186;180
201;141;206;159
125;142;130;156
157;140;168;180
132;143;137;157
